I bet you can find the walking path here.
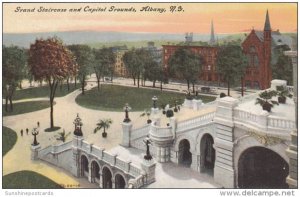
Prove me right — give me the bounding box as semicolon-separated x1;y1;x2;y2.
2;76;244;188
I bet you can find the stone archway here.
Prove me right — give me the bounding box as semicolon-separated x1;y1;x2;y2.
80;155;89;178
178;139;192;167
91;160;100;184
200;134;215;174
115;174;126;189
238;147;289;188
102;166;113;189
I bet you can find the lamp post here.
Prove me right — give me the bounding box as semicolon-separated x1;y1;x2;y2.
123;103;131;123
143;137;152;161
152;96;158;109
31;127;39;146
73;113;83;136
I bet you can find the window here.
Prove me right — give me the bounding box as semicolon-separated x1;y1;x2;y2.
165;49;168;53
245;81;251;88
248;46;259;67
207;65;211;71
253;81;260;89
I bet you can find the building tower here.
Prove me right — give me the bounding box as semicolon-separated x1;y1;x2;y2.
209;20;216;45
263;10;272;89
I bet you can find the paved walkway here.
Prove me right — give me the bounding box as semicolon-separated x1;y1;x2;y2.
2;76;225;188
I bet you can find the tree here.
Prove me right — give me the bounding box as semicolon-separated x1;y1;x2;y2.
216;44;247;96
94;118;113;138
55;129;71;143
28;37;77;129
122;49;140;87
93;48;116;90
271;45;293;85
68;45;94;95
168;48;203;92
144;59;163;88
3;45;27;112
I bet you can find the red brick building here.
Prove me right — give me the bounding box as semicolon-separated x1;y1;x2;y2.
242;10;293;90
162;45;219;82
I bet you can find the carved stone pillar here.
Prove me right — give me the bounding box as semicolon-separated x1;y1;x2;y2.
284;50;298;188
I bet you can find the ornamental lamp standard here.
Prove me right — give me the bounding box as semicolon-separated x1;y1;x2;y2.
73;113;83;136
123;103;131;123
31;127;39;146
152;96;158;108
143;137;153;161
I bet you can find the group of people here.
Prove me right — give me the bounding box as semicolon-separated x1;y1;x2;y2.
20;121;40;136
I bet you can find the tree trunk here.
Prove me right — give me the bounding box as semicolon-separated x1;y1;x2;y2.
97;79;100;91
50;97;54;128
187;80;190;91
241;77;244;97
227;80;230;96
9;96;13;112
153;80;156;88
19;81;22;89
81;80;85;95
67;78;70;91
133;77;136;86
137;77;140;88
160;81;163;91
5;96;8;112
74;77;77;88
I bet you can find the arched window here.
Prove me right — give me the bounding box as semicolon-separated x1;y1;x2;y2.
248;46;260;67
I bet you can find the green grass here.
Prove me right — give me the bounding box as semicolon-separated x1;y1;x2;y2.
3;101;55;116
75;84;215;111
11;83;77;101
2;126;18;156
3;171;63;189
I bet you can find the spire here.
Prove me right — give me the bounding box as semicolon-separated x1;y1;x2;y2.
264;10;271;31
210;20;216;45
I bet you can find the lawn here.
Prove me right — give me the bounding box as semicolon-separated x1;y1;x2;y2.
3;171;63;189
75;84;215;111
2;126;17;156
11;83;77;101
3;101;54;116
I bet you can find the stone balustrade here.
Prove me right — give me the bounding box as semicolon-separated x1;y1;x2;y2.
131;125;150;140
177;112;215;132
268;116;295;130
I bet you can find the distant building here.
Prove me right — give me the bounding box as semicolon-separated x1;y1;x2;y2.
242;10;293;89
141;42;162;64
162;45;219;83
111;45;128;77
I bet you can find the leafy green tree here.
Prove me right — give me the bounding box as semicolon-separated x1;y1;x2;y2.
28;37;77;128
68;45;94;95
168;48;203;91
94;118;113;138
93;48;116;90
271;45;293;85
216;44;247;96
144;59;163;88
3;45;27;112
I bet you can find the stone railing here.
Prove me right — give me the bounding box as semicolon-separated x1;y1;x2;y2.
177;112;215;132
234;108;259;129
131;125;150;140
268;116;295;130
150;125;173;138
51;141;73;154
129;163;142;177
38;145;53;157
234;108;295;136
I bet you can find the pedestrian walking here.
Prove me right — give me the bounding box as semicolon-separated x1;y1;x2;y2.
26;128;29;135
20;129;23;136
37;121;40;127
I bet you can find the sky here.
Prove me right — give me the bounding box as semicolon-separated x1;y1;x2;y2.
3;2;297;34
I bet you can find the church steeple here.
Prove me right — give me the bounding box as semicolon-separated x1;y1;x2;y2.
209;20;216;45
264;10;271;31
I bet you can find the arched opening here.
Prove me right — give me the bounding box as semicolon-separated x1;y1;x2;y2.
91;161;100;184
200;134;215;174
80;155;89;178
115;174;126;189
102;167;112;189
178;139;192;167
238;147;289;188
